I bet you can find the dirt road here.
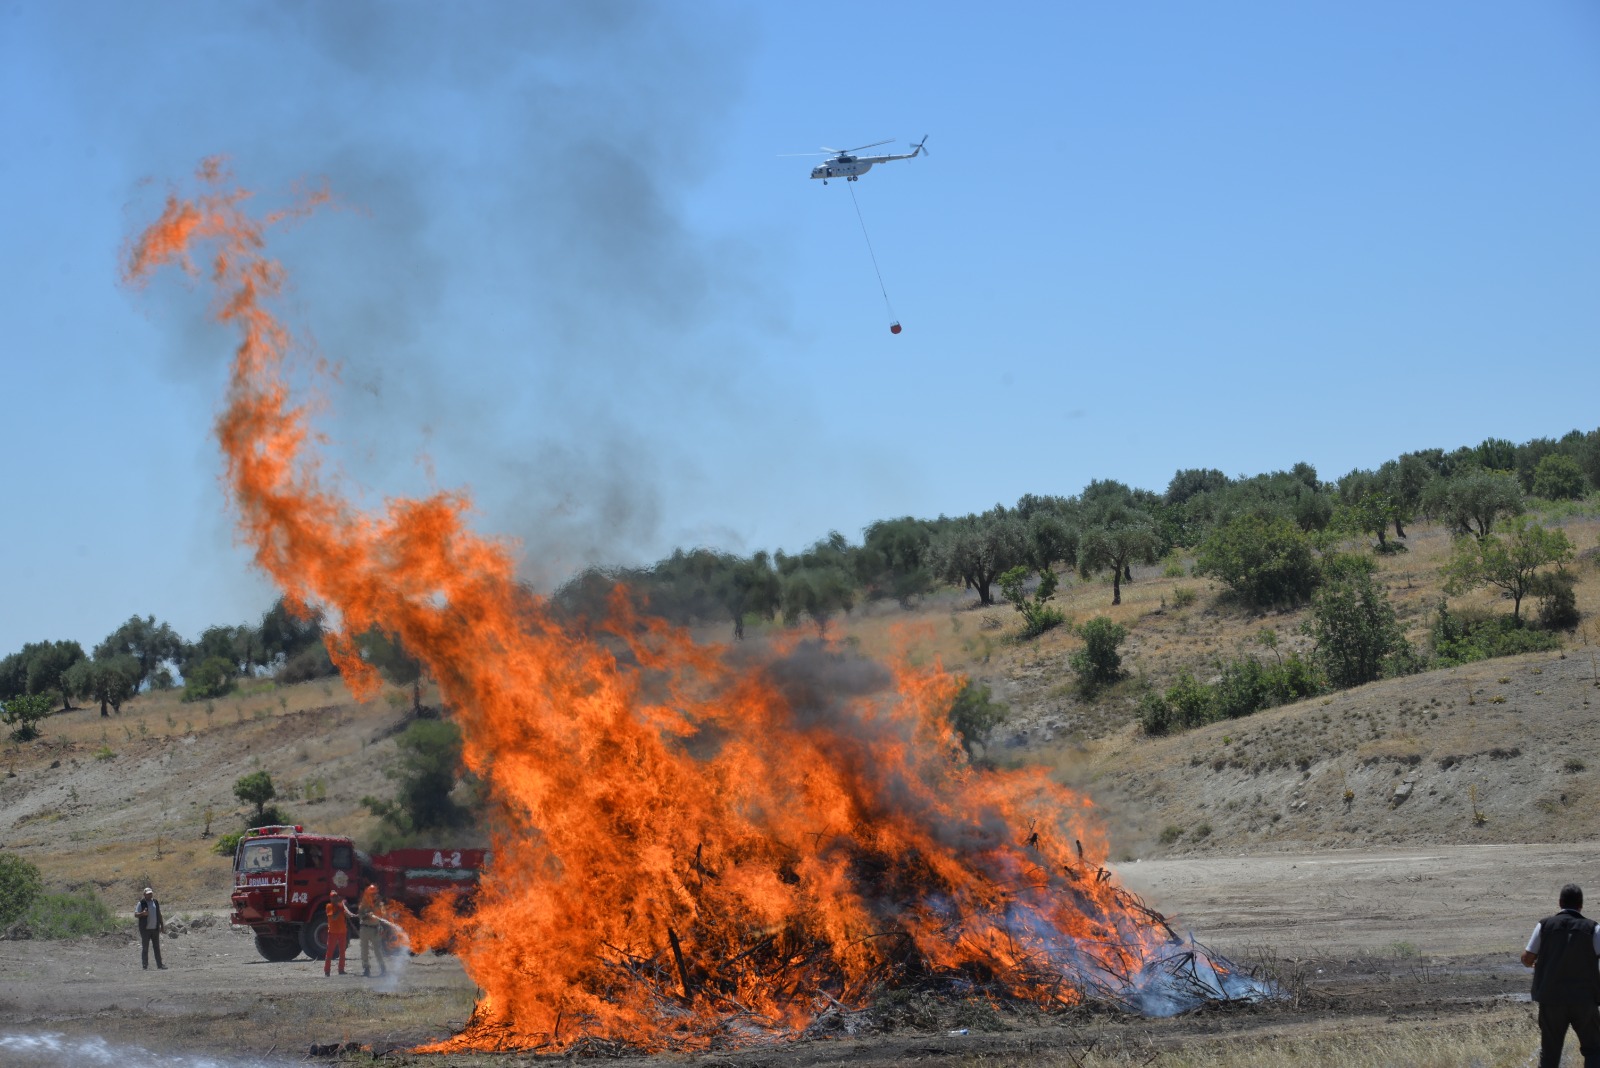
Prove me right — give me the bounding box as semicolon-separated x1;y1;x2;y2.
2;842;1578;1064
1113;841;1597;960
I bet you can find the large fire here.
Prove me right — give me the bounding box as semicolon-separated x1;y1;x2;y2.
126;160;1250;1052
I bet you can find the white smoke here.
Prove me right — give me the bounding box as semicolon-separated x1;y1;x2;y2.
0;1032;294;1068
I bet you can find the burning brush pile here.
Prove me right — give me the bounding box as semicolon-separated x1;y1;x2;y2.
126;160;1270;1054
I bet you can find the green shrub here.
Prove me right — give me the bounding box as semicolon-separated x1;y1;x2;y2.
1533;454;1587;501
1070;617;1128;695
0;854;44;925
997;566;1067;639
1214;657;1270;720
1533;569;1581;631
1195;513;1321;608
1171;586;1197;609
213;830;246;857
21;890;120;938
182;655;237;702
1320;551;1377;583
1308;571;1417;688
1137;690;1175;736
1431;601;1562;665
276;641;337;684
0;693;52;742
1158;825;1184;845
362;719;474;846
946;678;1009;753
1165;670;1217;729
1163;561;1187;578
233;770;280;824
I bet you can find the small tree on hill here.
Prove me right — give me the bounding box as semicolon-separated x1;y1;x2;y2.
182;656;237;702
1421;470;1523;539
65;655;140;716
1071;617;1129;696
1532;454;1587;501
1334;469;1406;551
946;679;1008;756
0;854;43;926
234;771;281;826
360;629;428;715
997;566;1066;638
94;615;185;694
859;518;935;608
1;693;52;741
1443;516;1574;623
929;509;1027;607
362;719;472;842
718;551;781;638
1307;571;1413;689
1078;520;1160;607
779;564;856;637
1195;513;1321;608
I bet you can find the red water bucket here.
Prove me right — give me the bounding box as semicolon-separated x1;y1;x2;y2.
889;322;902;334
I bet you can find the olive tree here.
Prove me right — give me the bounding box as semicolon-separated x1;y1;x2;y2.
65;655;140;716
1195;513;1320;609
1;693;52;741
94;615;185;694
928;508;1027;607
1443;516;1574;622
1532;454;1587;501
1421;470;1523;539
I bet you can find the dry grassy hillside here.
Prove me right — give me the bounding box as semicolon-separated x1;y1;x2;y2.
2;515;1597;914
0;679;432;910
808;513;1600;857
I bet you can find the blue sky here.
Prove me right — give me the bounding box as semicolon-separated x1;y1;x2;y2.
4;1;1599;655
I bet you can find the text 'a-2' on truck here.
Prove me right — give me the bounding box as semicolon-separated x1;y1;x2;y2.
229;824;488;961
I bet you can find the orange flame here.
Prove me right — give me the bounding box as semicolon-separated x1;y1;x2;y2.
127;161;1173;1051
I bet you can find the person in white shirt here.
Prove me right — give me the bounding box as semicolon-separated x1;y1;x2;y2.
1521;883;1600;1068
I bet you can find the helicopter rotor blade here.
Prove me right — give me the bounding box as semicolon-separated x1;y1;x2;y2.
777;152;831;157
843;139;894;153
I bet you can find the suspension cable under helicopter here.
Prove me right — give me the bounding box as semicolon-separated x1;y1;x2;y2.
847;182;901;334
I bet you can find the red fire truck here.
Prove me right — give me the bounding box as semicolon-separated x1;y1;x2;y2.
229;824;489;961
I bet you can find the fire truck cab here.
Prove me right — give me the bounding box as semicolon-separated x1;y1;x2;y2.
230;825;362;961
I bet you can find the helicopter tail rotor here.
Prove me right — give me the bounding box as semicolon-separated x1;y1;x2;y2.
914;135;930;157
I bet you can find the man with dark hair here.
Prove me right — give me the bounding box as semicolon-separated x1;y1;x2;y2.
1522;883;1600;1067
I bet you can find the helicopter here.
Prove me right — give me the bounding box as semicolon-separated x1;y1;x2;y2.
788;137;928;184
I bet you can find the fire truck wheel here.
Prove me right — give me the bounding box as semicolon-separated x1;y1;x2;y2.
299;914;330;961
254;934;302;962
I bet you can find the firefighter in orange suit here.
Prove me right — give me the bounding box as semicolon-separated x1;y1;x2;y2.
324;891;356;976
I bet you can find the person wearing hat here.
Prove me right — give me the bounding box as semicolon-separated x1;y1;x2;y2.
134;887;166;970
357;884;388;978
